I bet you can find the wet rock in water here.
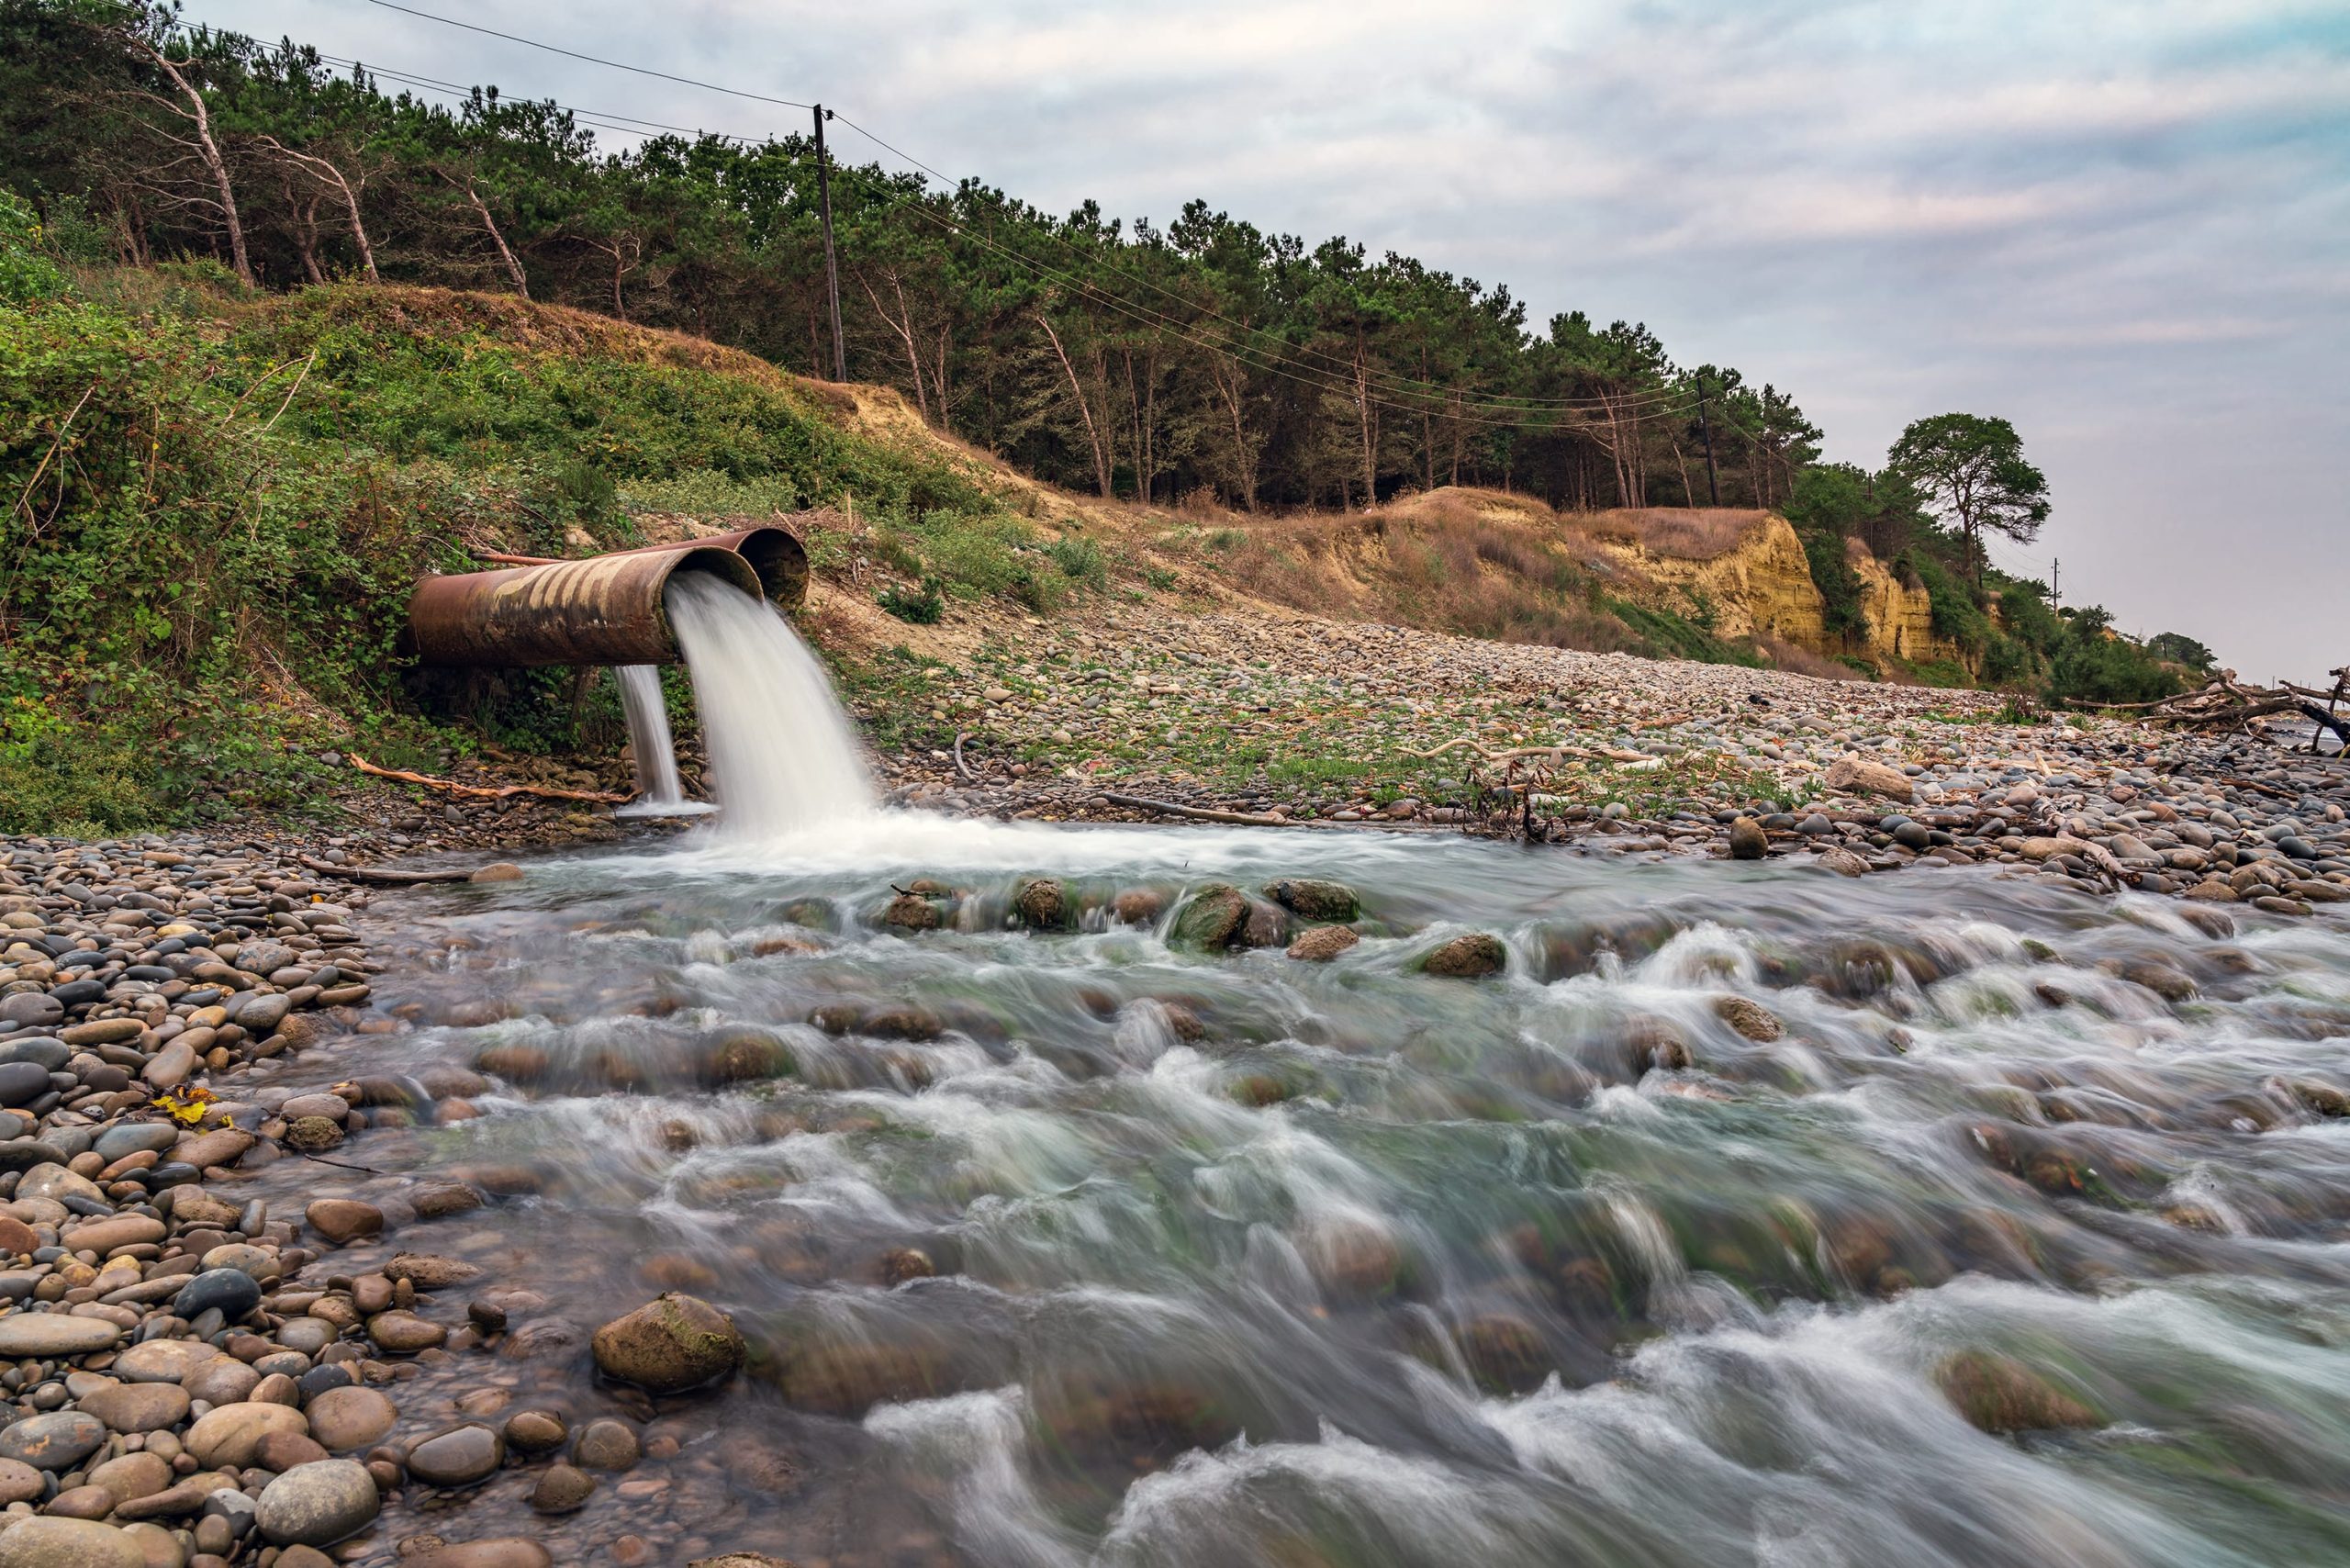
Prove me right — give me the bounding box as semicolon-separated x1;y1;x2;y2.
0;1518;146;1568
305;1198;383;1245
572;1417;641;1472
1301;1216;1403;1299
771;1338;947;1417
368;1310;448;1353
1286;924;1360;962
402;1540;554;1568
1827;755;1916;801
1713;996;1785;1041
858;1004;941;1042
284;1114;344;1152
1169;884;1248;950
590;1294;746;1394
1817;846;1870;878
470;862;525;883
1423;933;1506;979
2285;1080;2350;1118
1729;816;1768;859
406;1423;504;1487
1455;1313;1554;1394
1013;877;1069;929
688;1557;799;1568
501;1409;567;1454
255;1460;380;1547
1110;888;1165;925
880;893;941;932
704;1031;788;1084
880;1247;935;1286
1933;1350;2101;1434
1263;878;1360;922
529;1462;596;1514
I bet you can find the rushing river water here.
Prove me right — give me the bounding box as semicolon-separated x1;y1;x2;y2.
252;820;2350;1567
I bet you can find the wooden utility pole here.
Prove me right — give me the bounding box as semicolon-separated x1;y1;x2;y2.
813;105;846;382
2051;556;2061;609
1695;371;1721;506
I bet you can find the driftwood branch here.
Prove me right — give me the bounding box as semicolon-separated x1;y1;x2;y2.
347;754;630;803
952;730;979;783
1102;793;1287;826
297;854;473;885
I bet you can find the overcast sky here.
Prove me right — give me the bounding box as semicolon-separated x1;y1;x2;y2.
206;0;2350;682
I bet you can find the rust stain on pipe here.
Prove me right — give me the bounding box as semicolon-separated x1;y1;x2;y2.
466;525;807;609
407;545;760;667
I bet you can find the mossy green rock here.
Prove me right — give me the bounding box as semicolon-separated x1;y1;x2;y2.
1169;885;1249;950
1262;879;1360;923
1013;878;1068;929
591;1294;746;1394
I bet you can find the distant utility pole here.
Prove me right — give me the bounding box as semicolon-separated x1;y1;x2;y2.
2051;556;2061;608
813;104;846;382
1695;372;1721;507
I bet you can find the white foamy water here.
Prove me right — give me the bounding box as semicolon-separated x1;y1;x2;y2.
610;664;706;816
663;571;877;838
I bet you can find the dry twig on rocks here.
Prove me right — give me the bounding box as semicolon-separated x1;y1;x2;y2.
347;755;631;803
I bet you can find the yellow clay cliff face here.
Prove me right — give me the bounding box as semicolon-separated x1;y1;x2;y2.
1596;514;1827;646
1847;545;1967;668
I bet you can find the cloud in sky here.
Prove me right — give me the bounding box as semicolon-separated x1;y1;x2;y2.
211;0;2350;677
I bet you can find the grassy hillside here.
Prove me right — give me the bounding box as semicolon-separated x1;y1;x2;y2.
0;200;2188;836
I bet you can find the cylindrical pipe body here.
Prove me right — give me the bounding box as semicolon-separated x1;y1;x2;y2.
406;545;760;667
463;525;807;610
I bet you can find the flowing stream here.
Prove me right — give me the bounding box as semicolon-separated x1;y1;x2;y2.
252;585;2350;1565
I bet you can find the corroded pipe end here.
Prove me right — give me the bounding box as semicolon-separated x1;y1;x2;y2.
406;545;762;667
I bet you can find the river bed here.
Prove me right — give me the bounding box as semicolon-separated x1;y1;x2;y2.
241;818;2350;1568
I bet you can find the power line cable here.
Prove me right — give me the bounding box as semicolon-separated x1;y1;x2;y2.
363;1;812;110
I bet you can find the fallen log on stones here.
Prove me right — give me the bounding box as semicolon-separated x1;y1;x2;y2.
1102;793;1289;827
296;855;475;885
348;754;631;803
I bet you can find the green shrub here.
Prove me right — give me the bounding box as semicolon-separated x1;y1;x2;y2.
878;577;946;624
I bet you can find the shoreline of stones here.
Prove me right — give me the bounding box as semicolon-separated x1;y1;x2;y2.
880;722;2349;918
0;834;786;1568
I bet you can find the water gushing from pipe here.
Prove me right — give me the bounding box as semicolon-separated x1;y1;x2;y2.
663;571;876;837
612;665;693;813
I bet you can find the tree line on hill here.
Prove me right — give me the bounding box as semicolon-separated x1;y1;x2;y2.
0;0;2209;703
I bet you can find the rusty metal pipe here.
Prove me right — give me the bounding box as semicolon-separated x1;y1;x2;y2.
406;545;761;667
464;525;807;610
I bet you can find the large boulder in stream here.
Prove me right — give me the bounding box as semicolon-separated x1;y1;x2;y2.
1423;933;1507;979
1169;885;1249;950
590;1294;746;1394
1263;879;1360;923
1932;1350;2101;1435
881;893;941;932
1013;878;1069;930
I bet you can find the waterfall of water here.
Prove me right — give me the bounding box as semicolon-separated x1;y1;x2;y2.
663;570;877;837
613;664;693;812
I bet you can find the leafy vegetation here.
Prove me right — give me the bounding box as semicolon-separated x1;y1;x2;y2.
0;197;1026;832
